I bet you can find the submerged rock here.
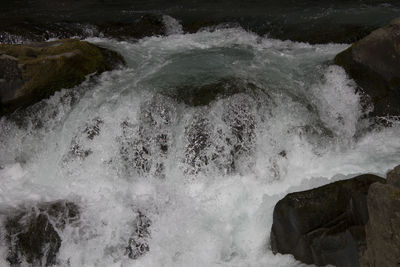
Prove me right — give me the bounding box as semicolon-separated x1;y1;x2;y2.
360;166;400;267
3;200;79;266
63;117;104;162
83;116;104;140
0;39;125;115
118;95;175;178
167;78;257;107
270;174;384;267
183;94;257;175
126;211;151;260
184;113;212;174
335;18;400;117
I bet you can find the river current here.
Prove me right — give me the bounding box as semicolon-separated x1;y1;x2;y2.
1;17;400;266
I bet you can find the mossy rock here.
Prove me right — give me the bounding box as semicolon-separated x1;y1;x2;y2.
334;18;400;117
0;39;125;115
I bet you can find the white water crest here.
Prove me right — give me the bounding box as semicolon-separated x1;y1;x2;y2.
162;15;184;35
1;26;400;266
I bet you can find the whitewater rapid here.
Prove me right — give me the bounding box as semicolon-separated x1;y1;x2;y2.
1;24;400;266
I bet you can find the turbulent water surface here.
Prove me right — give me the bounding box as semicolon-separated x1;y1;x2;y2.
1;17;400;266
2;0;400;43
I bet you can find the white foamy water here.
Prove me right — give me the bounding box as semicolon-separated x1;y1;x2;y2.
1;27;400;266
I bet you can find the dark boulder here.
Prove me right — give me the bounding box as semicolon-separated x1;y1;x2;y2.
334;18;400;117
270;174;384;267
360;166;400;267
0;39;125;115
84;116;104;140
3;200;79;266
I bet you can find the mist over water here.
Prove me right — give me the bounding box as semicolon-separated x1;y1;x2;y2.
1;23;400;266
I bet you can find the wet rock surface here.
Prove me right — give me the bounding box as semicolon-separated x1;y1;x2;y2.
270;174;384;267
386;164;400;189
360;166;400;267
0;39;125;115
3;200;79;266
335;18;400;117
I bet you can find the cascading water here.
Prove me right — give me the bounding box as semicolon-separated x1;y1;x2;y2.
1;20;400;266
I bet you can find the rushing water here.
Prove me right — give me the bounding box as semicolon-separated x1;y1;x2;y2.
2;0;400;43
1;18;400;266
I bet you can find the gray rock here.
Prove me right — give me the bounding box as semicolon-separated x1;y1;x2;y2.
360;166;400;267
334;18;400;117
387;165;400;189
270;174;384;267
